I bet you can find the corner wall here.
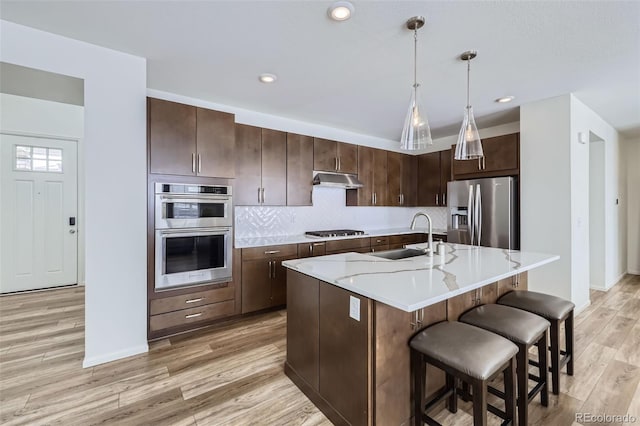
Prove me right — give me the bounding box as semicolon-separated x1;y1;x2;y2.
0;20;149;367
627;138;640;274
520;95;573;301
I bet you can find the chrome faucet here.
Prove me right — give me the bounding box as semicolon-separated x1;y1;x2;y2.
410;212;433;256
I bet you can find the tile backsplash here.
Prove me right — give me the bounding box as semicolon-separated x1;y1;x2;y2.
235;187;448;238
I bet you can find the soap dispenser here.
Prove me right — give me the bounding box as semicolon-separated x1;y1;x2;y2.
436;240;446;257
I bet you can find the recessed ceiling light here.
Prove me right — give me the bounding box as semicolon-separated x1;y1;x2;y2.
259;73;277;83
496;96;515;103
328;1;354;21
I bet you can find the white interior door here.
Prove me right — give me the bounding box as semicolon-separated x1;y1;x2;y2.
0;134;78;293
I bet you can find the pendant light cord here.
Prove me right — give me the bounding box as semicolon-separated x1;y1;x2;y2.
413;27;418;91
466;57;471;109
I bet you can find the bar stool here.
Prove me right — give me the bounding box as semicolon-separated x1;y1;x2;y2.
497;290;575;395
410;321;517;426
460;304;550;426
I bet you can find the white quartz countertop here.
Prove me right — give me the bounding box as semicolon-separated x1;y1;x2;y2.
282;243;559;312
234;227;448;249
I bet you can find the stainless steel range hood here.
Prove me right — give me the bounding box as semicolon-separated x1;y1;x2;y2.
312;172;363;189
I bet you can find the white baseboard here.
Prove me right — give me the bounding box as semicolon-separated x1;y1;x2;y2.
82;343;149;368
575;300;591;316
628;269;640;275
589;283;608;291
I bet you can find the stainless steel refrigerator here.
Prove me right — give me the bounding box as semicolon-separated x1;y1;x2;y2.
447;177;519;250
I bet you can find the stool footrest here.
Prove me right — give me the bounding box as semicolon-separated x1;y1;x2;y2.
424;386;455;412
527;381;545;403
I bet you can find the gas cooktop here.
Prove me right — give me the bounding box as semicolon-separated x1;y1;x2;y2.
305;229;366;238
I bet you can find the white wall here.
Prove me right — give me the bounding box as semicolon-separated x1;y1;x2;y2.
627;138;640;274
0;20;149;367
521;93;627;310
0;93;86;285
570;95;626;293
521;95;573;301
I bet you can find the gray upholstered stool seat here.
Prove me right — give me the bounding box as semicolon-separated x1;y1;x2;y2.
410;321;518;426
498;290;576;396
460;304;550;426
410;321;518;380
459;304;550;345
498;290;575;320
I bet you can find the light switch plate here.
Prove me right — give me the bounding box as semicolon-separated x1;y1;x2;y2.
349;296;360;321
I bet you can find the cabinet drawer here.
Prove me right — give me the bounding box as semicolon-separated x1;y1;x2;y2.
297;241;327;258
389;234;419;245
149;300;235;332
150;285;235;315
325;237;370;253
369;236;389;246
242;244;298;261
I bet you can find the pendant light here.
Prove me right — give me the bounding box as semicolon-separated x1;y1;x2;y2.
454;50;484;160
400;16;432;150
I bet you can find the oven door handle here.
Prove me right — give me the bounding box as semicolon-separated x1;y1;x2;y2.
158;195;231;202
157;228;231;238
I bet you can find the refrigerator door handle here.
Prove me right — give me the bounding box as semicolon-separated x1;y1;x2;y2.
468;185;475;245
475;184;482;246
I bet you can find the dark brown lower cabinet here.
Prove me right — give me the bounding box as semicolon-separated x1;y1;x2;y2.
241;244;297;313
285;270;529;426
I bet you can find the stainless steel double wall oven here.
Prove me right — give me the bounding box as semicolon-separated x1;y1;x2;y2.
154;183;233;290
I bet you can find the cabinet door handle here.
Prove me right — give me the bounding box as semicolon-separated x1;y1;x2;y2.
185;298;203;304
273;261;277;279
436;194;439;205
443;193;446;205
478;158;482;170
309;244;313;255
185;312;202;319
261;187;265;204
338;157;341;171
268;260;273;279
258;187;261;204
197;154;202;173
410;311;417;330
192;153;196;173
312;242;325;247
482;156;486;170
264;250;281;255
335;157;339;171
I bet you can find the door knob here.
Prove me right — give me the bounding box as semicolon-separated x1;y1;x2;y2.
69;229;76;234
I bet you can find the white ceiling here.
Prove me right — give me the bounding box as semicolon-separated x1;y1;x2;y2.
1;1;638;141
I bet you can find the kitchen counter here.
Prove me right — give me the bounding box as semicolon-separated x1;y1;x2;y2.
282;242;559;312
234;227;447;249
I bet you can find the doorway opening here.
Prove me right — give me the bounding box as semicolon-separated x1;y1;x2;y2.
588;131;605;290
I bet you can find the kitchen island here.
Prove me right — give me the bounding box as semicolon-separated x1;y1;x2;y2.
282;243;558;426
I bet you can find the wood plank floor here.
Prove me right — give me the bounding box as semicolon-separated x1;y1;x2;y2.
0;275;638;425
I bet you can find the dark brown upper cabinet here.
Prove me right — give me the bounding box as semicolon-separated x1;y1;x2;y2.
313;138;358;175
148;98;196;176
196;107;235;178
387;152;417;207
234;125;287;206
418;149;451;207
452;133;519;180
148;98;235;178
347;146;387;206
287;133;314;206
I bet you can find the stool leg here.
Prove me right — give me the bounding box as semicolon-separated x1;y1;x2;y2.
549;319;561;395
516;343;528;426
471;378;488;426
538;330;549;407
446;373;458;413
566;311;574;376
412;350;425;426
504;357;516;425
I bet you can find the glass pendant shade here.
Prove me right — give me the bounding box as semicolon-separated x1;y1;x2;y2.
400;86;432;150
455;106;483;160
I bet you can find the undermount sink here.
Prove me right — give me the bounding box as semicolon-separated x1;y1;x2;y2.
370;248;429;260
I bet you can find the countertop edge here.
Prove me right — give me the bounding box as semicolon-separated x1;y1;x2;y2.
283;253;560;313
